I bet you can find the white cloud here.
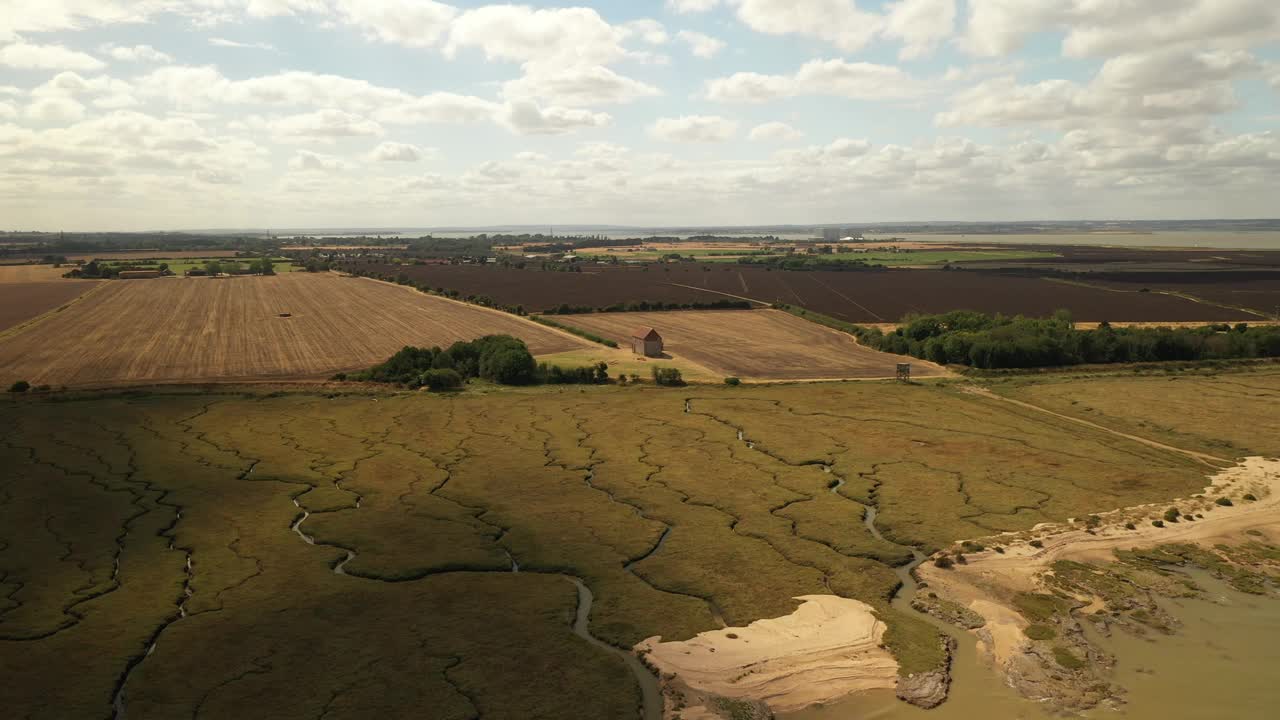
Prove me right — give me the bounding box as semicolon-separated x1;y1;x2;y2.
500;101;611;135
195;169;242;185
375;93;501;125
289;149;349;171
734;0;883;53
503;65;661;106
102;44;172;63
25;96;87;124
678;31;725;59
624;19;669;45
334;0;459;48
883;0;955;60
749;121;803;142
962;0;1280;58
708;59;923;103
650;115;737;142
270;110;383;140
0;42;105;71
209;37;277;51
444;6;626;67
368;141;430;162
666;0;721;12
0;102;16;120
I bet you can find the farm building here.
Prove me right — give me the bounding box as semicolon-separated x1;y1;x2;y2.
632;327;664;357
118;270;161;279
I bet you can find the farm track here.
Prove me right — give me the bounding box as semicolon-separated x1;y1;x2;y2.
0;273;588;387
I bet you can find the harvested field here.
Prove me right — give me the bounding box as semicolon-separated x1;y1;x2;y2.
350;264;1251;323
0;274;587;387
0;264;76;282
0;380;1219;718
563;309;948;380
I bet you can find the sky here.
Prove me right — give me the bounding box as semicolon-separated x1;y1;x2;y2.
1;0;1278;231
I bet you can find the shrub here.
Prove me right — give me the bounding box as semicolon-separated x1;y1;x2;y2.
994;546;1005;554
724;377;741;386
1124;522;1137;530
1163;507;1181;523
1029;540;1044;549
1053;647;1085;670
933;556;954;569
331;372;347;381
1024;624;1057;641
1243;493;1258;502
652;367;685;387
961;541;985;552
8;380;30;393
954;553;967;565
1215;497;1233;507
420;368;464;391
1152;520;1165;528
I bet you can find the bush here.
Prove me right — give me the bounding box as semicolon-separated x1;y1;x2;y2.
1053;647;1085;670
8;380;30;393
1243;493;1258;502
1152;520;1165;528
652;367;685;387
331;372;347;381
1163;507;1181;523
933;556;954;569
1029;539;1044;549
724;377;741;386
1024;624;1057;641
420;368;464;391
1124;522;1137;530
1215;497;1233;507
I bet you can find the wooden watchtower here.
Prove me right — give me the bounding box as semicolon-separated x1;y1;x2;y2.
896;363;911;382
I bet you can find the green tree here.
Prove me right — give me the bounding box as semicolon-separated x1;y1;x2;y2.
8;380;30;393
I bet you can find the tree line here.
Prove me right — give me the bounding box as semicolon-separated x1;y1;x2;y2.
344;336;609;389
855;310;1280;369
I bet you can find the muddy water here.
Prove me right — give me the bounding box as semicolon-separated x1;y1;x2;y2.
787;569;1280;720
569;578;663;720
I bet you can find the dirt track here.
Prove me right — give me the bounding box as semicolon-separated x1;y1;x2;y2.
563;309;949;380
0;273;587;386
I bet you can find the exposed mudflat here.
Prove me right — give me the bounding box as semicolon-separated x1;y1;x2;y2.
636;595;897;715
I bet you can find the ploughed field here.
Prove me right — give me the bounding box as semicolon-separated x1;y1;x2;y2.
563;309;948;380
0;264;101;333
349;263;1252;323
1;379;1229;719
0;273;586;387
1085;272;1280;318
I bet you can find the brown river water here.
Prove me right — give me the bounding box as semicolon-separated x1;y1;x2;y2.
787;569;1280;720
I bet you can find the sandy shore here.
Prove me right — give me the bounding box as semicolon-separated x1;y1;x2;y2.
918;456;1280;668
635;595;897;716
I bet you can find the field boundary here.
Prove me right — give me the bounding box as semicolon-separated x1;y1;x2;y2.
351;274;596;352
0;280;106;341
663;282;772;307
1044;277;1272;319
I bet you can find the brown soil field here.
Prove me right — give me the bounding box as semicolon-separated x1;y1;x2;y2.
1084;272;1280;317
0;274;587;387
561;309;949;380
0;282;101;332
350;263;1253;323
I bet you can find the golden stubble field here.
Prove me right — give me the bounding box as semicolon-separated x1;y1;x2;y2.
562;309;950;380
0;274;588;387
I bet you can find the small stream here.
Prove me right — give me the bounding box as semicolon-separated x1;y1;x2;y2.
570;577;664;720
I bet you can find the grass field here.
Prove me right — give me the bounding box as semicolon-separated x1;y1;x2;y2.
0;378;1224;718
0;274;588;387
993;369;1280;458
561;309;949;380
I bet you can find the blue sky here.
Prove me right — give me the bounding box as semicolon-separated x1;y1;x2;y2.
1;1;1278;230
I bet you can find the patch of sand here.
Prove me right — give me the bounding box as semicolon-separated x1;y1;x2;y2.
918;456;1280;669
635;595;897;715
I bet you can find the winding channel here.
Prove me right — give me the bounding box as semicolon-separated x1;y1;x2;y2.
289;487;663;720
